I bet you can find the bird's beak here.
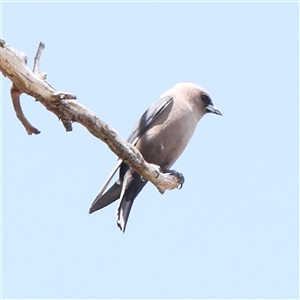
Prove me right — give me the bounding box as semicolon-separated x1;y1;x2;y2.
206;104;222;116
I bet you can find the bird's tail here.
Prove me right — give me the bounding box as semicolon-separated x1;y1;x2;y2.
116;171;147;232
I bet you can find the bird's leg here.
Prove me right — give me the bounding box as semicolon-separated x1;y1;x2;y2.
164;169;185;189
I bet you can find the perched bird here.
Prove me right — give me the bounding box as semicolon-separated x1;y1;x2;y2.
89;82;222;232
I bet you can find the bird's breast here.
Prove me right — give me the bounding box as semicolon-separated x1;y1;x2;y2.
135;102;198;169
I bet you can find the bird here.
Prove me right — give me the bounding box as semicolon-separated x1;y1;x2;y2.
89;82;222;232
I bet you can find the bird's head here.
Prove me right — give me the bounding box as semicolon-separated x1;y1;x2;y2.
172;82;222;119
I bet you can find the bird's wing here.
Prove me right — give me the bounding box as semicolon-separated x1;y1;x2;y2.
89;160;123;213
127;96;174;143
89;96;173;214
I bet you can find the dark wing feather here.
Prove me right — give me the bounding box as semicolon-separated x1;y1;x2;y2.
127;96;174;143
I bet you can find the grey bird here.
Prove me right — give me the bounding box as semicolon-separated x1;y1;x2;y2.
89;82;222;232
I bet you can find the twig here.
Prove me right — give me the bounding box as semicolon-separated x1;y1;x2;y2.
10;84;41;135
33;42;45;77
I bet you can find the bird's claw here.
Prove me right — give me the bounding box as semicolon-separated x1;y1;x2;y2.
166;169;185;189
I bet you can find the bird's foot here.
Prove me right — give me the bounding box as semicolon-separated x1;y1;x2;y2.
165;169;185;189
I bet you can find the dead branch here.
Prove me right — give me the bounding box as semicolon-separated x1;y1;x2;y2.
10;83;41;135
0;39;184;193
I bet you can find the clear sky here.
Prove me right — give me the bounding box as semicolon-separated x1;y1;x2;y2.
1;2;299;299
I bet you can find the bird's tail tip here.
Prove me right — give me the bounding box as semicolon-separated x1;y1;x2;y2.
117;220;126;233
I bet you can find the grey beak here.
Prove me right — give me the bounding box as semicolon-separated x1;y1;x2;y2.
206;104;222;116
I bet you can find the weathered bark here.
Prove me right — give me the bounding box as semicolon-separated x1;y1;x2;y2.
0;39;184;193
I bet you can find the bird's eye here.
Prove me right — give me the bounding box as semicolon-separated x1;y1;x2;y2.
201;94;211;105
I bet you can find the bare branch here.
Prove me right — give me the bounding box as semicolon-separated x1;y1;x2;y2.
0;39;184;193
5;41;41;134
33;42;46;78
10;84;41;135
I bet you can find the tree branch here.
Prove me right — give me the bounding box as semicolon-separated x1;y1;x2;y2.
0;39;184;194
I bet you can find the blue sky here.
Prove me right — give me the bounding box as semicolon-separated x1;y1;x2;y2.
1;2;299;299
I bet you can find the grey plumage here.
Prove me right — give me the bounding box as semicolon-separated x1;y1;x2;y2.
89;82;222;232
